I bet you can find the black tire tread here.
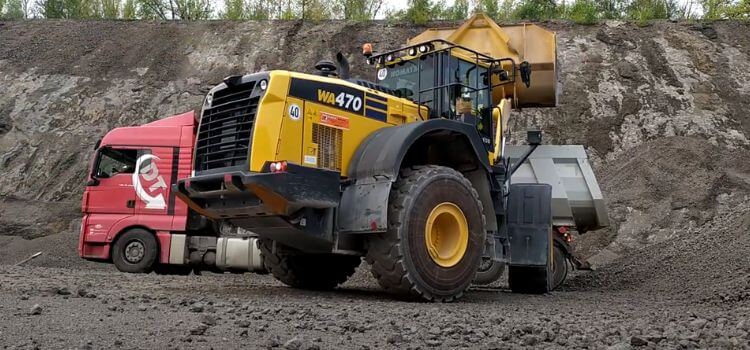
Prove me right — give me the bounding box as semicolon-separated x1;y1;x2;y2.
259;239;360;290
365;165;485;302
111;228;158;274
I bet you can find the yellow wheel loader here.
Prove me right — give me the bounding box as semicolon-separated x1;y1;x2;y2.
175;14;608;301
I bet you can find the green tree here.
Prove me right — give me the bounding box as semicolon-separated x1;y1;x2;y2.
567;0;598;23
593;0;623;18
626;0;672;21
701;0;732;19
300;0;331;20
400;0;441;24
338;0;383;20
101;0;119;18
173;0;212;19
4;0;26;17
122;0;136;18
443;0;468;19
513;0;557;20
247;0;272;19
38;0;99;18
475;0;500;19
222;0;244;19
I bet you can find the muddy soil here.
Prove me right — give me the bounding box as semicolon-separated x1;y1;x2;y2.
1;19;750;349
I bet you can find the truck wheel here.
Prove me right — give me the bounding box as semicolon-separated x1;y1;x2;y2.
111;228;158;273
551;244;568;290
473;258;505;285
366;165;485;302
258;239;360;290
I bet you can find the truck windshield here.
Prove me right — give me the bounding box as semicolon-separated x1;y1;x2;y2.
95;148;137;178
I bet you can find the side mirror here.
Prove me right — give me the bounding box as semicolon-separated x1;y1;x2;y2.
87;178;100;186
527;130;542;145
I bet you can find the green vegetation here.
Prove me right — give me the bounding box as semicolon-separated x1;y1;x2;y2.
1;0;748;22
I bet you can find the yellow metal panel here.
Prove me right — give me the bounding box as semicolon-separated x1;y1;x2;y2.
302;101;389;177
249;71;290;172
275;96;305;166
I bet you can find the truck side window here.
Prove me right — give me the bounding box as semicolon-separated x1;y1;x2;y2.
95;148;137;178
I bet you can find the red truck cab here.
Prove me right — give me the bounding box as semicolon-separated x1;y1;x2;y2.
79;111;266;275
79;112;197;272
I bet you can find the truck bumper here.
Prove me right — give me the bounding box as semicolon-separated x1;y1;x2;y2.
174;163;341;252
78;214;110;260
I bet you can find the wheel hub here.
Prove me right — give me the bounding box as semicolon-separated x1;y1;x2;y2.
424;202;469;268
124;240;145;263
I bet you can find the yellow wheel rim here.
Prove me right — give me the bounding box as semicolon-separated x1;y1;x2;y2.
424;202;469;268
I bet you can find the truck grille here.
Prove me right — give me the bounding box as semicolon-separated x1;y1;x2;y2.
195;82;258;172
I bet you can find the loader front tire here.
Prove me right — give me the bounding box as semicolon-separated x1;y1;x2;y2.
366;166;486;302
259;239;360;290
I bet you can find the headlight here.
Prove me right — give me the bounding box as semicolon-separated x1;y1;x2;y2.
205;93;213;106
408;47;417;56
259;79;268;91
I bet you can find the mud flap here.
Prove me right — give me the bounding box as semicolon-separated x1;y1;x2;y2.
507;183;553;293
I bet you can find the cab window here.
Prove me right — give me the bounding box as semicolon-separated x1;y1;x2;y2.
94;148;137;178
376;54;437;108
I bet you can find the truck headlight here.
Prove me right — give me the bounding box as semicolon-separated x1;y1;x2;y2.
259;79;268;91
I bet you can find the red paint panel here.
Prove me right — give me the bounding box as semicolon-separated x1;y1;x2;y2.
156;231;172;264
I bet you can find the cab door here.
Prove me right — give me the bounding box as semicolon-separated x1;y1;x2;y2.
133;147;175;230
86;147;139;215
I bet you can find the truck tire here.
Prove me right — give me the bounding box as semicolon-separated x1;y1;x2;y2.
111;228;158;273
551;244;568;290
473;258;505;285
365;165;485;302
258;239;360;290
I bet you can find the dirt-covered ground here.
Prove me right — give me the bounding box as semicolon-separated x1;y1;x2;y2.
1;19;750;349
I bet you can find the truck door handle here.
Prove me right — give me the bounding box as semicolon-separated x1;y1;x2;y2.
126;200;136;208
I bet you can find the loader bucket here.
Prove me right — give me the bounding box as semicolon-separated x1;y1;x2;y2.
407;14;557;108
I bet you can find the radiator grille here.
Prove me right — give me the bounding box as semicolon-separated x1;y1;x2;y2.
312;123;343;171
195;82;258;172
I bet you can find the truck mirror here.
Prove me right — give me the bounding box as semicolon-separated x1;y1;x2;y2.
527;130;542;145
87;178;100;186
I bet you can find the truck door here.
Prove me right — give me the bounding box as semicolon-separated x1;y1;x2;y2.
87;147;139;215
133;147;175;230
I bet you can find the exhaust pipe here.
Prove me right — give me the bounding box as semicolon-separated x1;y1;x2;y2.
336;52;350;80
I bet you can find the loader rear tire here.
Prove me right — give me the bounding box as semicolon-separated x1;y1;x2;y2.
551;244;568;290
366;166;486;302
111;228;158;274
259;239;360;290
473;258;505;285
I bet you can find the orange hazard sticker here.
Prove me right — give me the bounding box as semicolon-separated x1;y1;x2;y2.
319;112;350;129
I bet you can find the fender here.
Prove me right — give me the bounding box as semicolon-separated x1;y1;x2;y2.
338;119;493;234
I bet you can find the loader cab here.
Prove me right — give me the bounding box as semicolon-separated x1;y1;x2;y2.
371;40;510;150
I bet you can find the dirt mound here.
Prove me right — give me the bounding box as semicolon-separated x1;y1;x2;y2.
1;20;750;304
567;137;750;303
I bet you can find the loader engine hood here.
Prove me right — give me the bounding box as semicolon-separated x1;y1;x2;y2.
195;71;271;176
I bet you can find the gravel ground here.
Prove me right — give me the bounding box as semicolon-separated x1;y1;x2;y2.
1;264;748;350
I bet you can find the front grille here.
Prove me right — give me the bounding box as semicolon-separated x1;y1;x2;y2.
312;123;343;171
195;82;258;172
